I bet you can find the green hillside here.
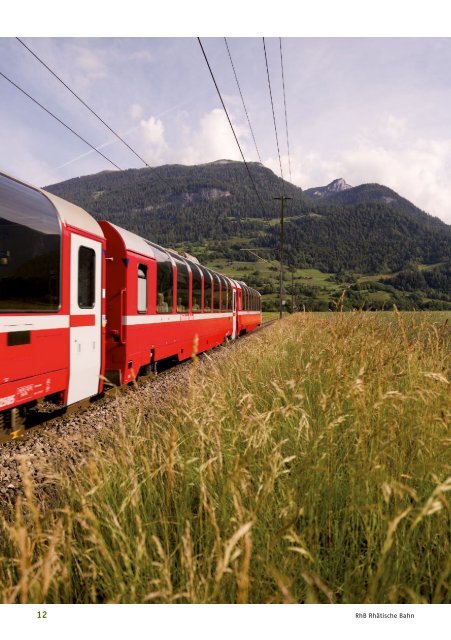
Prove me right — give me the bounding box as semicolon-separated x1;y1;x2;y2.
305;181;445;229
45;161;451;311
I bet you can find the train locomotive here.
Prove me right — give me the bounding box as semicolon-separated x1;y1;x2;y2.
0;171;262;432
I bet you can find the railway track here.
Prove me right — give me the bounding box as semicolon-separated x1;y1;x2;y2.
0;319;276;446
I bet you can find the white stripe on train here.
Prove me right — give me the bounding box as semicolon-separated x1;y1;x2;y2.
0;315;70;333
122;311;260;325
0;311;260;332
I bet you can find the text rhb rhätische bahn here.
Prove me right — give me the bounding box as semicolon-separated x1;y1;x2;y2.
0;172;262;431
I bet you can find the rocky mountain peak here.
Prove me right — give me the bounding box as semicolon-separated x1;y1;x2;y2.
327;178;352;192
304;178;353;199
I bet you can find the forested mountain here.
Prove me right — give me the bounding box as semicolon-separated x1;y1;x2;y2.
45;161;451;310
305;181;445;229
46;161;450;270
46;160;309;240
261;202;450;273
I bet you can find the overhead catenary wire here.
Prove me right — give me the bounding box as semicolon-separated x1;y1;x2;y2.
197;37;268;218
262;39;290;318
0;69;122;171
15;37;173;191
262;37;284;191
224;37;263;165
279;37;292;184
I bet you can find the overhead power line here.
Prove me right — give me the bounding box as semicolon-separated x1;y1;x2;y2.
279;37;293;184
262;37;284;190
224;37;263;164
0;69;122;171
197;37;268;218
15;37;173;190
240;248;270;263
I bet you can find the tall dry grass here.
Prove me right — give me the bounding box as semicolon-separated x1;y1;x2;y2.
0;311;449;603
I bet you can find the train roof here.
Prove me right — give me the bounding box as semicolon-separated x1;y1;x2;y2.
44;190;104;238
0;169;104;238
106;222;157;260
102;221;241;287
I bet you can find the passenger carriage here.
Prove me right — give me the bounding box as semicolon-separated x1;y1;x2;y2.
236;280;262;336
0;171;106;430
0;170;262;432
100;221;242;385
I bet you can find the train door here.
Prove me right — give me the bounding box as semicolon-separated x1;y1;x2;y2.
232;286;237;340
67;233;102;405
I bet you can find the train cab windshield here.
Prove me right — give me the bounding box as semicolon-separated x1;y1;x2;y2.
0;174;61;312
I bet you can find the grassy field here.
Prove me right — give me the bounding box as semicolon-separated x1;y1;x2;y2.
262;310;288;323
207;257;339;290
0;311;450;603
198;256;449;311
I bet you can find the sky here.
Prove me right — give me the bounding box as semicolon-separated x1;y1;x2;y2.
1;36;451;223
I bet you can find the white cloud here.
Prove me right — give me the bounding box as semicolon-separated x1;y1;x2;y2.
73;47;107;84
176;108;245;165
341;138;451;221
140;116;165;145
384;114;407;139
282;136;451;223
265;152;343;192
129;103;143;119
139;116;168;163
127;107;249;169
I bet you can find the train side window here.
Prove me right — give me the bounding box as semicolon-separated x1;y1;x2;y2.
156;254;173;313
0;174;61;312
192;264;202;313
225;279;231;311
223;277;228;311
137;264;147;313
220;276;227;311
202;268;212;312
213;274;221;312
78;246;95;309
177;260;190;313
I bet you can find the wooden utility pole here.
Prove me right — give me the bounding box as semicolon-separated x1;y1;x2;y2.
291;269;294;313
274;196;291;319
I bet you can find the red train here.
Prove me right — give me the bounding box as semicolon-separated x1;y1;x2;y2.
0;171;262;431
